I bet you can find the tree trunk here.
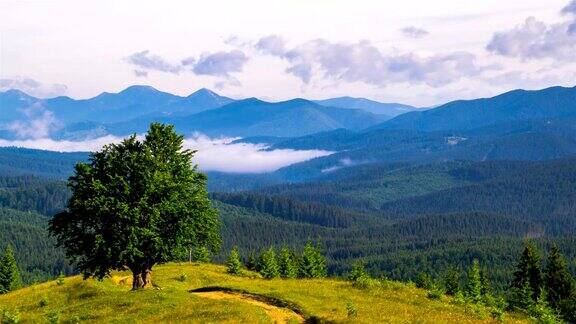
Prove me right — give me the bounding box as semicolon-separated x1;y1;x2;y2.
132;271;143;290
141;269;152;288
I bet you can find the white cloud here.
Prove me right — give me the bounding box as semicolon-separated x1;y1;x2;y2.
0;77;68;98
0;134;333;173
7;102;61;139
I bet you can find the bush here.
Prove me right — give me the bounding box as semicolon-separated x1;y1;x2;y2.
193;246;211;263
1;310;20;324
346;302;358;318
46;311;60;324
39;296;49;307
348;261;368;282
415;272;434;290
56;272;65;286
176;273;188;282
427;288;444;300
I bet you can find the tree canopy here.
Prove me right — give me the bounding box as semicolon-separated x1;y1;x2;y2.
49;123;220;289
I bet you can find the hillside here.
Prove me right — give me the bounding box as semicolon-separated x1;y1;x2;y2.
371;85;576;132
313;96;416;117
141;98;386;138
0;263;527;323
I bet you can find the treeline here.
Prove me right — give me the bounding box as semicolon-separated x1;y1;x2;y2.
212;192;372;228
0;207;73;284
0;176;70;216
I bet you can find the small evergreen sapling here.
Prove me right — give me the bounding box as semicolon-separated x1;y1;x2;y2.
0;245;22;294
259;247;280;279
278;247;298;279
226;246;242;275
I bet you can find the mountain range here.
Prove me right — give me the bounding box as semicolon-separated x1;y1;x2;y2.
0;86;405;139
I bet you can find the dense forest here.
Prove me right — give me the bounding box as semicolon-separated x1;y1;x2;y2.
1;153;576;295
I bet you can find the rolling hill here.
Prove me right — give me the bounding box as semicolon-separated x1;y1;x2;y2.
107;98;387;138
371;85;576;132
0;263;528;323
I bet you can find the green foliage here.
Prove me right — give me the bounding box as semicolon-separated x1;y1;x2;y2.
427;288;444;300
299;242;326;278
0;309;19;324
544;244;573;309
193;246;211;263
56;272;65;286
348;261;368;282
414;272;435;290
49;123;220;289
346;302;358;318
245;252;257;271
46;310;60;324
176;273;188;282
259;247;279;279
39;296;49;307
512;241;543;301
278;247;298;279
465;260;483;303
443;266;460;296
226;247;242;275
0;245;21;294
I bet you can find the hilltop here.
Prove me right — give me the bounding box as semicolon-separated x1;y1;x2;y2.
0;263;527;323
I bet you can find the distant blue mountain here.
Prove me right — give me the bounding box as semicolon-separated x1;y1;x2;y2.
105;97;387;138
0;85;234;126
370;86;576;132
313;96;416;117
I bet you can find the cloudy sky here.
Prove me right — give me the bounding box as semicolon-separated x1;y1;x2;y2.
1;0;576;106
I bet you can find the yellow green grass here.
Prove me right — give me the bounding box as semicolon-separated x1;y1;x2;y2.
0;263;527;323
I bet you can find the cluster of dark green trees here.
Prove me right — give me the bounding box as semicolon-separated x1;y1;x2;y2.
0;245;21;294
412;241;576;322
225;242;327;279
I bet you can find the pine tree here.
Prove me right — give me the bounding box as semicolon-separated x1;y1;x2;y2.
544;244;573;309
259;247;279;279
193;246;211;263
348;261;368;282
245;251;257;271
479;269;492;297
0;245;22;293
299;242;327;278
511;241;542;301
465;259;483;303
226;246;242;275
278;247;298;279
443;266;460;296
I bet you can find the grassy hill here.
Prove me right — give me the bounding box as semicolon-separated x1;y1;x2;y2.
0;263;527;323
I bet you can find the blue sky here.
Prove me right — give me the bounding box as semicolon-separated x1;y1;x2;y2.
1;0;575;106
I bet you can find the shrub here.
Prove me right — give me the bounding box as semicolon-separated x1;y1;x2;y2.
346;302;358;318
347;261;368;282
227;246;243;275
176;273;188;282
193;246;211;263
427;287;444;300
46;311;60;324
56;272;65;286
443;266;460;296
1;310;20;324
414;272;434;290
39;296;49;307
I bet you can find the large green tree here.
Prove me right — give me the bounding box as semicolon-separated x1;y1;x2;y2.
0;245;21;293
49;123;220;289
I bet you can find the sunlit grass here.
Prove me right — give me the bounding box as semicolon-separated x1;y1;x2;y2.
0;263;527;323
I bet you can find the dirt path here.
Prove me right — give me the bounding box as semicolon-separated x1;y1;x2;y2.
192;291;305;324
